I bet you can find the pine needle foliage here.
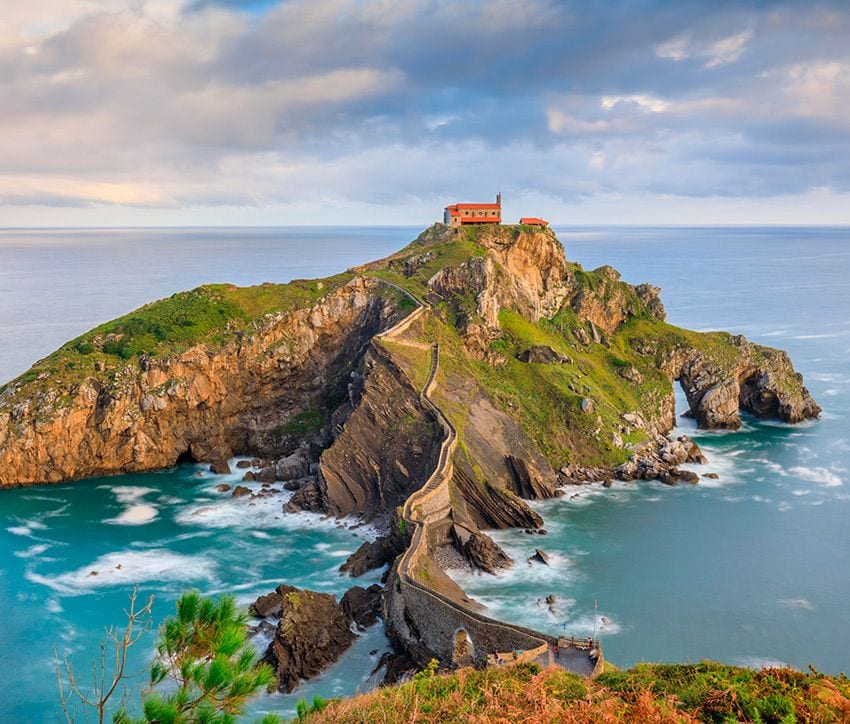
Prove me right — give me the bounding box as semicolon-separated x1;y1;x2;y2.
118;590;275;723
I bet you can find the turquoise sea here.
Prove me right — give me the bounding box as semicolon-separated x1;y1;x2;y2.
1;226;848;720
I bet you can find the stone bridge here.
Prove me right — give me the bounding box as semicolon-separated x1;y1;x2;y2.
372;281;603;676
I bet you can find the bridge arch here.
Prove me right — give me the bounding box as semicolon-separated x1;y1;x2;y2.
452;627;474;667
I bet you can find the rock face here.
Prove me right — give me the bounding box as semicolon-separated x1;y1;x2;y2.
528;548;551;566
516;345;571;364
452;524;513;573
251;585;356;694
665;339;820;430
0;278;396;486
340;584;383;629
451;468;543;531
340;524;407;577
505;455;561;500
315;347;442;518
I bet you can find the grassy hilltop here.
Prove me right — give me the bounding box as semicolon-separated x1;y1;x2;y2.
299;661;850;723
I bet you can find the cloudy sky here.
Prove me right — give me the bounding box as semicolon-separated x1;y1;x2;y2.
2;0;850;225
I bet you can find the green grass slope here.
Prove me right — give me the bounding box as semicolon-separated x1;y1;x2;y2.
298;661;850;723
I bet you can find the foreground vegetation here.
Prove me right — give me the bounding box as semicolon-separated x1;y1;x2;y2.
63;589;850;723
302;660;850;723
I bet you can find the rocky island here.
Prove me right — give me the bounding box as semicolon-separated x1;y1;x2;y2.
0;224;820;687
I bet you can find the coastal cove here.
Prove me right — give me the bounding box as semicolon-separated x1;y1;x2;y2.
1;226;848;719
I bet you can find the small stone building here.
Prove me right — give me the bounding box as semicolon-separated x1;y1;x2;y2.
519;217;549;226
444;194;501;226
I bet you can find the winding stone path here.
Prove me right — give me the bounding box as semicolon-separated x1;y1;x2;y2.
372;280;602;676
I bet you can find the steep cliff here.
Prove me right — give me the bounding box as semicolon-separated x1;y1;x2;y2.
0;276;405;486
307;346;442;519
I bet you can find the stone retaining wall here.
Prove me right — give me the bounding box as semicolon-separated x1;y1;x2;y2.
374;289;601;673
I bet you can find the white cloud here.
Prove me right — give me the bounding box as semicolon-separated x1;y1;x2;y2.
704;30;752;68
655;30;752;68
0;1;848;224
601;95;669;113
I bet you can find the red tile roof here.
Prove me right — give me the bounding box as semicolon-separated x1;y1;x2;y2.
520;217;549;226
447;203;501;210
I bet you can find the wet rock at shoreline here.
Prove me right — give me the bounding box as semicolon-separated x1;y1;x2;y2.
209;460;231;474
453;525;512;574
341;527;407;577
253;584;355;693
340;584;382;629
528;548;551;566
285;479;323;514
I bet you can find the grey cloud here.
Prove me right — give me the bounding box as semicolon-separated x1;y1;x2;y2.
1;0;850;214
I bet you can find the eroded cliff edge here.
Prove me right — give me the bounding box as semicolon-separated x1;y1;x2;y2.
0;276;415;485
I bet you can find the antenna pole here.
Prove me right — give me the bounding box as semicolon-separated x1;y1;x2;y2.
594;599;598;642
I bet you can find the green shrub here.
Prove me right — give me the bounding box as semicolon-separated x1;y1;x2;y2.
279;408;324;437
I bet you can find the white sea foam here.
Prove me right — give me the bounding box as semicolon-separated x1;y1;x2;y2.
108;504;159;525
789;466;843;487
104;486;159;526
21;494;67;503
567;612;622;636
25;549;217;595
176;487;379;540
13;543;51;558
6;520;48;538
779;598;814;611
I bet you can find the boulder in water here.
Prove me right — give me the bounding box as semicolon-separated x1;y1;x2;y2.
528;548;551;565
252;584;355;693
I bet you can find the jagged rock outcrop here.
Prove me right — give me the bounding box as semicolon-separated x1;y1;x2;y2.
426;227;665;353
671;342;821;429
0;278;396;486
528;548;551;566
516;345;572;364
340;524;408;577
505;455;562;500
315;347;442;518
615;435;707;482
452;524;513;573
451;467;543;530
252;584;355;693
340;584;383;629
